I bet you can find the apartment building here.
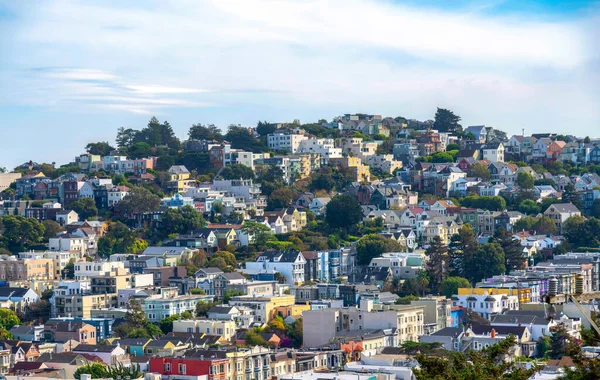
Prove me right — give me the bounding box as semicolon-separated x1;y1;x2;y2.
371;303;426;343
90;268;133;294
227;295;296;324
142;292;215;323
53;293;118;318
74;261;125;280
0;256;54;282
172;319;237;342
268;132;308;153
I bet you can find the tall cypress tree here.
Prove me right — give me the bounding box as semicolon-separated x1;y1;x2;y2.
448;224;479;279
425;236;448;291
491;228;526;272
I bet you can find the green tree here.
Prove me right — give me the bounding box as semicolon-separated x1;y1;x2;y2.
513;216;537;232
562;183;583;211
439;276;471;298
518;199;540;215
42;219;63;240
432;108;462;134
74;363;108;379
516;172;535;190
220;164;255;180
241;221;274;246
448;224;479;279
468;162;491;181
256;121;276;136
491;228;525;271
285;318;303;347
159;205;206;237
416;269;430;297
69;198;98;220
591;199;600;218
356;234;404;265
559;358;600;379
117;186;161;218
473;242;505;282
224;125;268;152
127;142;152;159
325;194;362;230
85;141;115;156
268;188;296;210
245;330;267;346
0;215;45;252
158;314;181;334
0;309;20;331
549;325;581;359
425;236;448;291
461;195;506;211
136;117;180;149
533;215;558;235
116;127;138;149
188;123;224;141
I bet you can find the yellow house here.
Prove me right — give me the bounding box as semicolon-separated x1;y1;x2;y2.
167;165;192;193
329;157;371;183
273;303;311;320
457;287;531;304
229;295;296;323
172;319;237;342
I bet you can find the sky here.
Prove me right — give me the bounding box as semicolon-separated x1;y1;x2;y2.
0;0;599;169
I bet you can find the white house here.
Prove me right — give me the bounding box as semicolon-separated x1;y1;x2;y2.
107;186;130;207
451;293;519;320
481;142;504;163
267;132;308;153
309;197;331;216
56;210;79;227
244;251;306;285
72;344;127;365
48;233;87;255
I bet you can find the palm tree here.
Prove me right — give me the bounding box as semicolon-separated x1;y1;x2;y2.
417;270;430;297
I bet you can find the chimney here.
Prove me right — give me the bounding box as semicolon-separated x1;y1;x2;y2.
491;328;496;338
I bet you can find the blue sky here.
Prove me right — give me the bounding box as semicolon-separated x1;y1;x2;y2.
0;0;599;169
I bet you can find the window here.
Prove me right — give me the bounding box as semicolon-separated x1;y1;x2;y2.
164;363;171;372
179;364;186;375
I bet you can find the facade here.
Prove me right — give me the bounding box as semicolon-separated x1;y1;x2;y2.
245;251;306;285
172;319;237;342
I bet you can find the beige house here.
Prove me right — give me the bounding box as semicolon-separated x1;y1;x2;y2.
372;303;426;343
53;293;118;318
0;257;54;282
173;319;237;342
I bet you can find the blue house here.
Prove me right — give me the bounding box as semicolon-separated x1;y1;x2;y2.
49;317;115;343
161;193;194;208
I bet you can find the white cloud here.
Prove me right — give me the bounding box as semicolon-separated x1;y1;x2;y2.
125;85;208;95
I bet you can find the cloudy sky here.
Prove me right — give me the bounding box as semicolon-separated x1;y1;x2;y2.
0;0;599;169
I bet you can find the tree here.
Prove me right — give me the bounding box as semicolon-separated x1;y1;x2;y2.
473;242;505;283
127;142;152;159
136;117;180;149
491;228;525;271
325;194;362;230
242;221;274;246
448;224;479;279
158;314;181;334
439;276;471;298
461;195;506;211
533;216;558;235
113;299;159;338
69;198;98;220
42;220;63;240
518;199;540;215
224;125;268;152
255;165;286;196
188;123;224;141
562;183;583;211
116;127;138;149
267;188;296;210
591;199;600;218
416;269;430;297
549;325;581;359
256;121;276;136
425;236;448;290
220;164;255;180
516;172;535;190
414;335;537;380
286;318;303;347
85;141;114;156
0;309;20;331
433;108;462;134
245;330;267;346
559;358;600;379
468;162;491;181
356;234;404;266
159;205;206;237
97;221;148;257
0;215;45;252
74;363;108;379
513;216;537;232
117;186;161;218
